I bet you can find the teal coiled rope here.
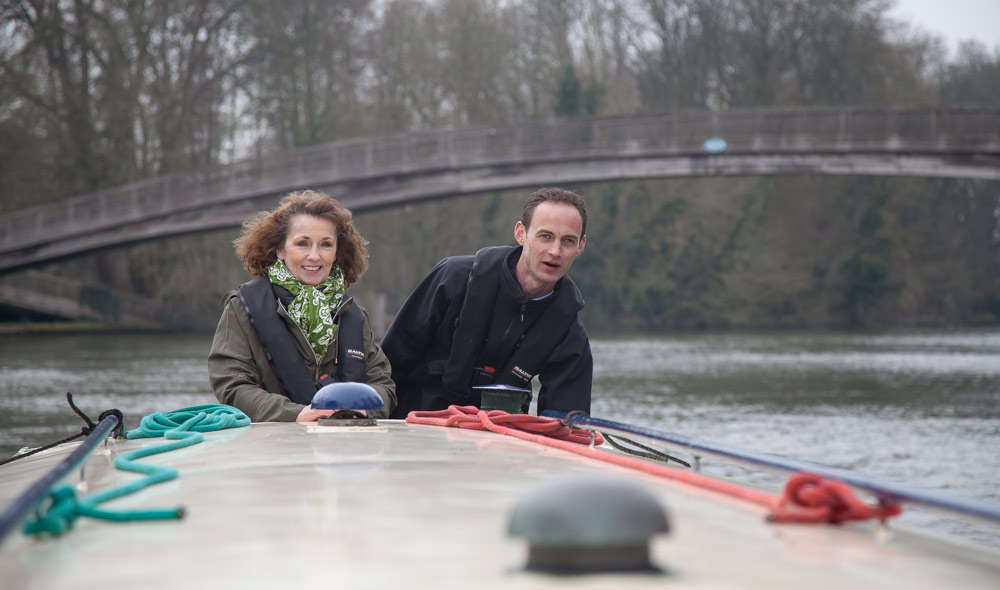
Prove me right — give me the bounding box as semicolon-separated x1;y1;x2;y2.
23;404;249;537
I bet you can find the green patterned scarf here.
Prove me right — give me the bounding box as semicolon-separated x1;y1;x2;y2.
267;259;346;359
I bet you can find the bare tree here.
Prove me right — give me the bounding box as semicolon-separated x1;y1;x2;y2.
636;0;711;111
366;0;449;131
0;0;250;194
144;0;250;173
573;0;644;115
941;42;1000;106
241;0;373;149
784;0;901;105
3;0;111;196
436;0;519;125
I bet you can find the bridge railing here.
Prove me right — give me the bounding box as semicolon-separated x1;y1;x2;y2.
2;106;998;252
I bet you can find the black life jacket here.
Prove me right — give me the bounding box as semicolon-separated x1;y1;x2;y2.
440;246;582;398
236;277;366;405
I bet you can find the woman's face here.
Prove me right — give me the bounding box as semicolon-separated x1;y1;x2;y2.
277;214;338;285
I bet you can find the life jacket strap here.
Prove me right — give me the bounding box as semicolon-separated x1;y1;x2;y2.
236;277;367;405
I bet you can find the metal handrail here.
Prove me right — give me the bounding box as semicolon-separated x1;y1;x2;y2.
0;413;121;545
545;411;1000;525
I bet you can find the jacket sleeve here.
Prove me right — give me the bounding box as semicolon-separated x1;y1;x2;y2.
535;317;593;415
208;293;303;422
380;257;466;383
358;306;397;418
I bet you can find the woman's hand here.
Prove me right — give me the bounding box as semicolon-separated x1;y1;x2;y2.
296;405;336;422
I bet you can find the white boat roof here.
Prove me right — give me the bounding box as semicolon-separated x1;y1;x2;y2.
1;419;999;589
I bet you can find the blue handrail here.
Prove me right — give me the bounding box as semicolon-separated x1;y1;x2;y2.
544;411;1000;524
0;413;120;545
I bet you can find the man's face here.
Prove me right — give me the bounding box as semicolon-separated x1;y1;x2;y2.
514;201;586;298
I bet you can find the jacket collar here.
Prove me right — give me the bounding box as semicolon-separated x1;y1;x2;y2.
500;245;584;310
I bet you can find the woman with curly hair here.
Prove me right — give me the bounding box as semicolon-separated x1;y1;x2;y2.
208;190;395;421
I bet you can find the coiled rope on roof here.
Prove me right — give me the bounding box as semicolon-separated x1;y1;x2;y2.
21;403;249;537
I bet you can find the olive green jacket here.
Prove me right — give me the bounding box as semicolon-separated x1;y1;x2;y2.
208;289;396;421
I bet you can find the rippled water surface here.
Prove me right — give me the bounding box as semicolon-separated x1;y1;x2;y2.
589;330;1000;548
2;329;999;547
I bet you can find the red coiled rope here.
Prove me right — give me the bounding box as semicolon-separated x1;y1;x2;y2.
770;472;903;524
406;405;604;445
407;406;902;526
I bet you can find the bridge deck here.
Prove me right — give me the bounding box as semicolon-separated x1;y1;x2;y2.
1;106;998;275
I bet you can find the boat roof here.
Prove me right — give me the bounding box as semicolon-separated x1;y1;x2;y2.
2;419;999;588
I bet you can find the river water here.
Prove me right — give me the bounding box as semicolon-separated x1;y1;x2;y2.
2;329;999;548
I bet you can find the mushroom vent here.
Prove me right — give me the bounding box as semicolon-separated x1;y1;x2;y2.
508;475;670;574
311;382;384;427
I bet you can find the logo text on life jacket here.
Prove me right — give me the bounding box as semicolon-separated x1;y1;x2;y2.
346;348;365;361
511;366;533;382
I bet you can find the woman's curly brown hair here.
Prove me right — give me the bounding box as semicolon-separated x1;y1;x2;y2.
234;190;369;285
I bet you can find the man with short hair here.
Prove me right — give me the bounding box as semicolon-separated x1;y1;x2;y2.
382;187;592;417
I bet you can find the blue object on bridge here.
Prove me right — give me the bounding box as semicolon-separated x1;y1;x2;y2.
703;137;728;153
312;382;385;411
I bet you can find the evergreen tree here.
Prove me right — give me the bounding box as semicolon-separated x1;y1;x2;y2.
555;65;582;117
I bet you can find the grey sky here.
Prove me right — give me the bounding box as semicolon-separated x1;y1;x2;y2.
889;0;1000;55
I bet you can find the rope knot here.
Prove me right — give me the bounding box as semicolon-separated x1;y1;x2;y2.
98;408;126;438
770;472;902;524
23;486;82;537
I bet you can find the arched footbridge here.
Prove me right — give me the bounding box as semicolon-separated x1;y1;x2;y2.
2;106;998;274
